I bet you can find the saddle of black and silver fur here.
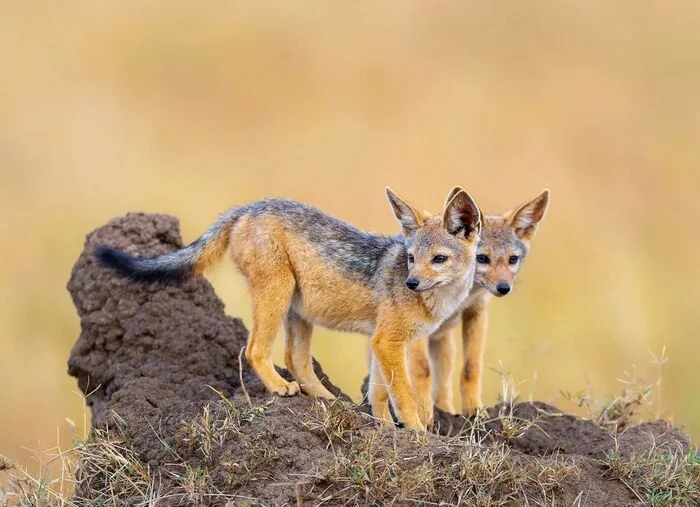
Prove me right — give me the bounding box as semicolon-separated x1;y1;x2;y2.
96;199;405;285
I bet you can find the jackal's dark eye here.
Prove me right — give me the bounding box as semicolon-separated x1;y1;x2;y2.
509;255;519;265
407;253;415;263
432;254;448;264
476;254;490;264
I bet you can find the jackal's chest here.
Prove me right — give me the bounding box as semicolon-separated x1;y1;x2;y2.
417;285;472;337
452;286;490;318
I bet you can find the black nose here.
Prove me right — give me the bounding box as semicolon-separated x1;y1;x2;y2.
496;282;511;295
406;278;420;290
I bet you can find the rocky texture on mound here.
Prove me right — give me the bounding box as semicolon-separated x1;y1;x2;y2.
67;214;696;506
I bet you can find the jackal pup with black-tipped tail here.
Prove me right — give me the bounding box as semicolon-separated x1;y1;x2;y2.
96;188;482;430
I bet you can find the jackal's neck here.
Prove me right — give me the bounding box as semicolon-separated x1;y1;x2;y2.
420;268;475;324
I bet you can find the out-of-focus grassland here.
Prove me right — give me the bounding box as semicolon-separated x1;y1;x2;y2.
1;1;699;475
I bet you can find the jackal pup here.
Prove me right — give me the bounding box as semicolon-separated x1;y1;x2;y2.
407;189;550;423
96;188;482;430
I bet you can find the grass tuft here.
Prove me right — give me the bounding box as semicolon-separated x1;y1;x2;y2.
73;427;154;506
602;441;699;506
562;348;671;434
294;398;363;446
178;397;267;462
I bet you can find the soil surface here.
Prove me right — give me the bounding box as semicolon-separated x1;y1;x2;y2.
67;213;695;506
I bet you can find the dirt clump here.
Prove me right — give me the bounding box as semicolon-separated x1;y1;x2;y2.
63;213;697;506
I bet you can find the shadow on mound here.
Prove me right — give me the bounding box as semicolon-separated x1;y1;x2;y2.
67;213;696;506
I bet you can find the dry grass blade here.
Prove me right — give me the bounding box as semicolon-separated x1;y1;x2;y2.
601;439;699;506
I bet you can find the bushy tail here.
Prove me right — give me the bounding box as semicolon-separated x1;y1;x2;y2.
95;210;238;283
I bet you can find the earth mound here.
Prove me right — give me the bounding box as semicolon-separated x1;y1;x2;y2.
65;213;697;506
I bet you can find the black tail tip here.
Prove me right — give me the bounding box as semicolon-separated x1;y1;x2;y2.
94;245;136;273
93;244;190;284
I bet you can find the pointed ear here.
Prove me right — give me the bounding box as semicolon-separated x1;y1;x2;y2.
385;187;426;236
444;186;464;209
505;189;550;241
443;189;482;240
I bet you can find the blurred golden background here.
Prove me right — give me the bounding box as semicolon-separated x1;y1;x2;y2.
2;1;699;474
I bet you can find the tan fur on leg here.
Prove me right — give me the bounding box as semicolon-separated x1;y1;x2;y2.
429;331;456;413
461;305;488;414
245;271;300;396
368;355;393;426
284;311;335;399
408;338;433;426
284;327;297;379
371;321;423;431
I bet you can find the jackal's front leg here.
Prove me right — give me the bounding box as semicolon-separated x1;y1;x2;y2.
407;338;433;427
368;355;393;425
461;305;488;414
371;328;423;431
428;331;456;413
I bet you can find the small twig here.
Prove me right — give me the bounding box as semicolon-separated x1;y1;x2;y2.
618;476;645;503
294;482;302;507
238;346;252;408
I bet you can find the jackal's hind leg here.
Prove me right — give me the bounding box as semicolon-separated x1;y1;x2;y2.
245;272;300;396
284;311;335;399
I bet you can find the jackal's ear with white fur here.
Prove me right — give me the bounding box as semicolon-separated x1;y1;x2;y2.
444;186;464;209
505;189;550;241
443;189;482;240
385;187;426;237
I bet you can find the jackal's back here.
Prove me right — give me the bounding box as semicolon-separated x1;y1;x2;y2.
240;199;402;284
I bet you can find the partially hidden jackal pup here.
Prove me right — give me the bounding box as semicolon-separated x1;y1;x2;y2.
95;188;482;430
368;189;549;426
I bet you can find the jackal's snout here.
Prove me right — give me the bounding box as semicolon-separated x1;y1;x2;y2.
496;281;511;295
405;277;420;291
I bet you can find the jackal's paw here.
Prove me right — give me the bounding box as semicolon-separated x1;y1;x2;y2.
270;380;300;397
302;385;336;400
462;399;484;417
418;407;434;428
403;416;427;432
298;380;336;399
